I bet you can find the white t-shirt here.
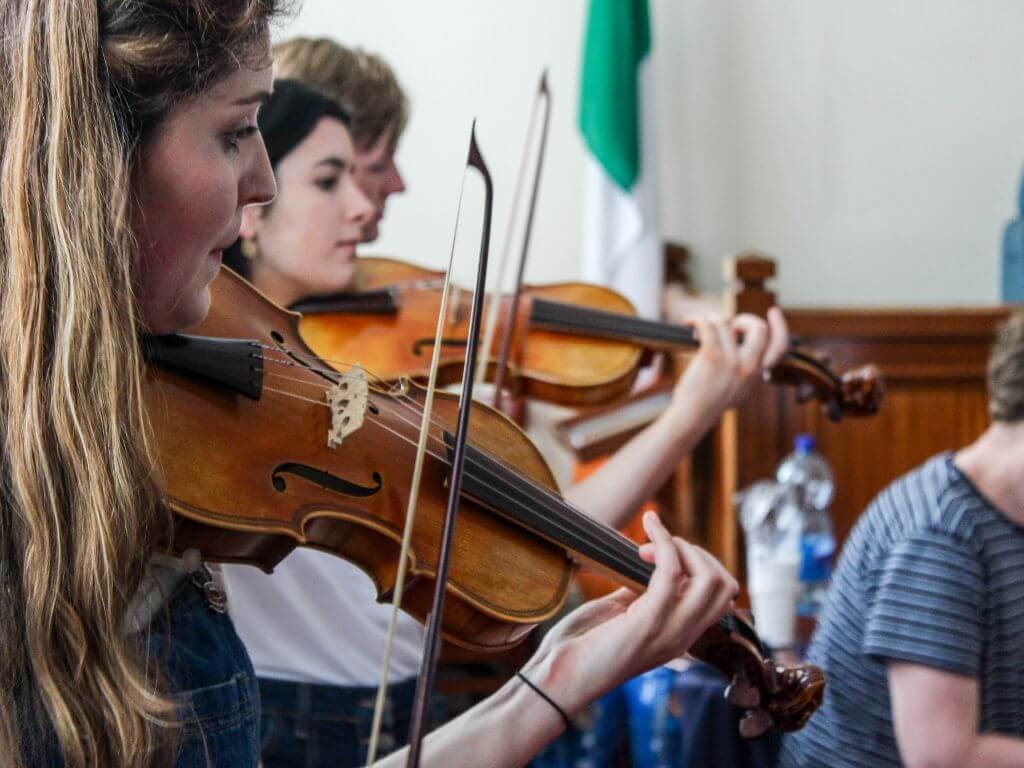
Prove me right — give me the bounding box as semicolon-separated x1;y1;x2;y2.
223;549;425;686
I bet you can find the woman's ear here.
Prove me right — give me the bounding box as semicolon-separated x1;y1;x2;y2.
239;205;263;241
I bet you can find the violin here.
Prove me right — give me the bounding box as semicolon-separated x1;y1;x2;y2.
293;256;884;420
143;267;824;737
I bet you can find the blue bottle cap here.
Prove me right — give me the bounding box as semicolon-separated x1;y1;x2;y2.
795;433;816;454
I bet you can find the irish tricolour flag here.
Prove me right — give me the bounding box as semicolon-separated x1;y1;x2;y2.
580;0;662;318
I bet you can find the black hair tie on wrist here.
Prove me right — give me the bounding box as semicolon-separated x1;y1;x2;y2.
516;671;573;732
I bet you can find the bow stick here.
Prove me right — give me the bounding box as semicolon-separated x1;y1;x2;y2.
392;124;494;768
475;70;552;408
363;123;492;766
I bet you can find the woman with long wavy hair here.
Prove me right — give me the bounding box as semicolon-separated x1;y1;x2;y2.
1;2;282;766
0;2;740;767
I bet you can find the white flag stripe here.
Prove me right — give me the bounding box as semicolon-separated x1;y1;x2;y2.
581;51;662;317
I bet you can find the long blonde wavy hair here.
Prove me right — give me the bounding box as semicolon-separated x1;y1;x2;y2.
0;1;285;766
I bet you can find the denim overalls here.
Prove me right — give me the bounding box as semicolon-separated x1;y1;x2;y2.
31;565;261;768
146;566;262;767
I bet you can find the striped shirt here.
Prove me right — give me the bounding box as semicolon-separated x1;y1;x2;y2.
779;452;1024;768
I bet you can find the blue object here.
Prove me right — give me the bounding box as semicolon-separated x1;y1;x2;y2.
794;434;816;454
589;666;685;768
798;532;836;588
588;665;780;768
1001;170;1024;302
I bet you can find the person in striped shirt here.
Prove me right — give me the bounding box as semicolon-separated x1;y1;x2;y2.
780;312;1024;768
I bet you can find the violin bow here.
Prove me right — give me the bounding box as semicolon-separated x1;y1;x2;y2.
406;124;494;768
363;121;483;765
474;69;552;408
364;122;495;768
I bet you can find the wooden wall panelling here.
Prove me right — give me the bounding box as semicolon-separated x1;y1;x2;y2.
770;308;1005;550
711;254;1010;575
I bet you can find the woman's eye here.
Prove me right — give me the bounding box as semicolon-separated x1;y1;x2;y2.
223;125;258;153
314;177;339;192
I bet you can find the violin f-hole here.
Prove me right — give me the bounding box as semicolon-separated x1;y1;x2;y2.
271;463;384;498
411;337;469;356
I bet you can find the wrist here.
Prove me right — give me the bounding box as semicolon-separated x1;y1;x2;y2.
529;637;631;718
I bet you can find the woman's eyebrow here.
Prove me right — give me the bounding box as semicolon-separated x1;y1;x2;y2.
314;157;346;170
233;90;272;106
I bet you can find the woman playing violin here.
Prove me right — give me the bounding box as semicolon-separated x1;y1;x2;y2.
2;3;747;767
220;73;790;767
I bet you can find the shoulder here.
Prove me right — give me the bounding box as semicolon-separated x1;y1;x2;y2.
865;453;981;542
840;453;983;577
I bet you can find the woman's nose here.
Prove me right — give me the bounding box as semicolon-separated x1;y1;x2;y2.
242;136;277;207
346;180;375;224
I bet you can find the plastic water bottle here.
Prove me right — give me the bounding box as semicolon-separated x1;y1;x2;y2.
776;434;836;619
736;480;804;648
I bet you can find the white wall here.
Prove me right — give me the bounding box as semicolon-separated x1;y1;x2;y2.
278;0;1024;307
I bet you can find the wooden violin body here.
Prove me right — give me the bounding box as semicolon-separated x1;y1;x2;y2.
148;269;574;651
296;257;884;419
298;256;643;406
144;268;824;734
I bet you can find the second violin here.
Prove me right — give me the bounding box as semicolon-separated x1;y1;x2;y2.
293;256;884;419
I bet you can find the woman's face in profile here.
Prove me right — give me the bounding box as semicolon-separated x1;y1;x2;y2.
132;59;277;334
241;115;375;301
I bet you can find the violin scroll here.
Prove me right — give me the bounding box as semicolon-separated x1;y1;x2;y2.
768;352;886;422
835;364;885;418
689;610;825;738
750;661;827;736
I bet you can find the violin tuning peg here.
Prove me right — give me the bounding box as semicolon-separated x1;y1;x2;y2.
724;674;761;709
738;709;774;740
825;401;843;423
794;380;816;404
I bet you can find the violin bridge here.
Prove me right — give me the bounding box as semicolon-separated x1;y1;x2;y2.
326;366;369;449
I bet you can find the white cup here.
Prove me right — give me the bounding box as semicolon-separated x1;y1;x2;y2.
747;558;800;649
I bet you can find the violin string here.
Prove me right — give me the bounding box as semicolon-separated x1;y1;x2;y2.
261;352;481;459
263;368;412;406
262;355;670;581
254;343;394;389
262;369;741;639
257;387;652;586
260;364;651;581
365;392;653;571
538;302;841;388
258;377;651;580
261;352;643;555
261;355;571;507
258;356;729;638
256;343;686;572
260;356;464;456
258;347;392;387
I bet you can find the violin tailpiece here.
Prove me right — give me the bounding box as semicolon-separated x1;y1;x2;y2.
326;366;369;448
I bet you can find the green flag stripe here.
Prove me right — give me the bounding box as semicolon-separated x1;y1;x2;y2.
579;0;651;191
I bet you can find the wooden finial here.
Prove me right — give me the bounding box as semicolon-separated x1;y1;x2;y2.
724;252;777;317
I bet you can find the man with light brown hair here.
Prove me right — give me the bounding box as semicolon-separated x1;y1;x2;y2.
274;37;407;242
